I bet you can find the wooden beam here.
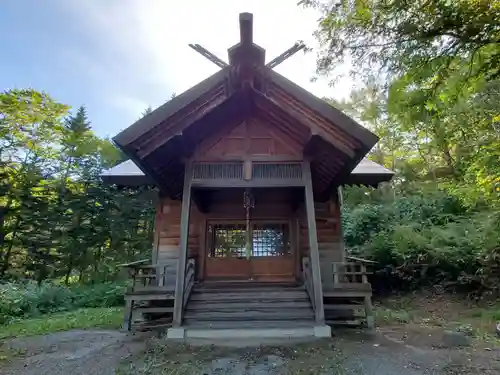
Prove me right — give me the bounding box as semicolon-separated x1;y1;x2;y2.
266;43;305;69
191;179;304;188
172;162;193;327
302;160;325;324
316;145;370;201
138;91;227;158
253;90;355;158
239;12;253;45
151;194;162;264
189;44;228;68
336;187;346;261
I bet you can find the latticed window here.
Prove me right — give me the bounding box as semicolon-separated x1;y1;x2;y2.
208;222;291;258
209;224;246;258
252;223;290;256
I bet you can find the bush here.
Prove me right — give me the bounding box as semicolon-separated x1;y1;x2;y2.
342;190;500;294
0;281;125;324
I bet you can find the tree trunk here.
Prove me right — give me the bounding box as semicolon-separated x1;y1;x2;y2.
64;258;74;285
0;217;20;278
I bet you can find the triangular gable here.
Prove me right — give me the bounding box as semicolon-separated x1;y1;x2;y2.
109;13;384;197
193;118;302;161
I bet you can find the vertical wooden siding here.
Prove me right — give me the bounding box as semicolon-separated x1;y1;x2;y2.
155;198;201;286
299;194;344;285
193;118;302;161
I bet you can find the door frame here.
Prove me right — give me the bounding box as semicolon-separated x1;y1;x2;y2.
202;218;297;281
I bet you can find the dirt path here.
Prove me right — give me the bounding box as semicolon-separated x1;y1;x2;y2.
1;328;499;375
0;330;147;375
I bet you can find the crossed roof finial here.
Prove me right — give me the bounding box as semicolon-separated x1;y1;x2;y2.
189;13;305;70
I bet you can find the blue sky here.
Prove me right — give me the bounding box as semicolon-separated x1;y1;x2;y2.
0;1;353;139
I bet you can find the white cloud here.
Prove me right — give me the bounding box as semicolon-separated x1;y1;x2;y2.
59;0;354;117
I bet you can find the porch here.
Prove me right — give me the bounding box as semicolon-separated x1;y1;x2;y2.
122;255;374;335
103;13;393;340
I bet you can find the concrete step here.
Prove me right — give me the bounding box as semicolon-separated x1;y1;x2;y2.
185;327;316;339
172;324;331;340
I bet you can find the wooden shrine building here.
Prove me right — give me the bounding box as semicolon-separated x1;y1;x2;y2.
102;13;394;339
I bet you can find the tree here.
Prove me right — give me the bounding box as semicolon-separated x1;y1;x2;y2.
0;89;155;282
302;0;500;91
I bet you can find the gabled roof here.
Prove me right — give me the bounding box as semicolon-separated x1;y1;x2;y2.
110;13;387;198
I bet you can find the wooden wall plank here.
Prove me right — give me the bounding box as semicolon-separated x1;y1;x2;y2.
193;117;303;161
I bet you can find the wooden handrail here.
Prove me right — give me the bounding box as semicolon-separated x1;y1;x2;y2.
302;257;315;311
119;259;149;268
183;259;196;309
125;261;171;292
346;255;377;264
332;261;370;285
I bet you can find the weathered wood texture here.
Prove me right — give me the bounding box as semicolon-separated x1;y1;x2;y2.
155;198;202;286
184;282;314;328
193;117;303;161
299;194;344;286
302;161;325;323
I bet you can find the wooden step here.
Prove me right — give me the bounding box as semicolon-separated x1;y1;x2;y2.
135;307;174;314
125;294;175;302
190;291;308;302
184;310;313;321
323;304;365;311
193;285;304;294
186;301;312;311
197;281;299;289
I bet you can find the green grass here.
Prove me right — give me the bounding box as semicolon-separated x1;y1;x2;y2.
0;307;123;340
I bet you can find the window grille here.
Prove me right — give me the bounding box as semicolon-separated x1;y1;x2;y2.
252;223;291;257
209;224;246;258
192;162;243;180
252;163;302;180
208;223;291;258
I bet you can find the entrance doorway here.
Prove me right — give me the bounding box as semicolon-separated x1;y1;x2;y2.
204;220;295;281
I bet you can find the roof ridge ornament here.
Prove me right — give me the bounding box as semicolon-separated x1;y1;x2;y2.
188;13;305;70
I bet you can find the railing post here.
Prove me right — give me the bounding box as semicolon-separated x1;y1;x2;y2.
302;161;325;324
333;263;339;285
173;162;193;327
361;264;368;284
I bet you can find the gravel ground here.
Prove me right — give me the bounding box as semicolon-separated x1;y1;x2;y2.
0;330;147;375
1;328;499;375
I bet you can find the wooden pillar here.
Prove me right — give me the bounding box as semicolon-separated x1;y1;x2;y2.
337;186;346;260
302;161;325;323
151;193;162;265
172;162;193;327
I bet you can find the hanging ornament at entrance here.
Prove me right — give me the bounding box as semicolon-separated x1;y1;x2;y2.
243;189;255;262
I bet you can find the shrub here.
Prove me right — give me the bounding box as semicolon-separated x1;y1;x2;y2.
342;191;500;294
0;281;125;324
